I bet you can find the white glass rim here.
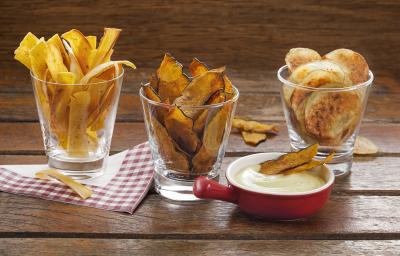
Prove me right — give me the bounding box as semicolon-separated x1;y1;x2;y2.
139;82;240;109
30;68;125;86
277;65;374;92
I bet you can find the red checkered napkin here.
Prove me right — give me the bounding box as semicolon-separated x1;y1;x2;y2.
0;142;154;214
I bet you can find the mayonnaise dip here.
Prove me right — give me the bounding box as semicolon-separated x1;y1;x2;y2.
234;164;325;194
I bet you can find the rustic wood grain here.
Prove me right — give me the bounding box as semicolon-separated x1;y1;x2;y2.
1;193;400;239
1;67;398;95
1;0;399;75
0;92;399;122
0;122;397;155
1;239;400;256
0;154;399;193
219;156;400;194
1;0;400;250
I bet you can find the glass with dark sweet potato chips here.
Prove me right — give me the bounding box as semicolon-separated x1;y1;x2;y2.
140;54;239;201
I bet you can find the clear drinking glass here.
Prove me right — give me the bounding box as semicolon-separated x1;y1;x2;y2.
31;70;124;179
140;85;239;201
277;65;374;177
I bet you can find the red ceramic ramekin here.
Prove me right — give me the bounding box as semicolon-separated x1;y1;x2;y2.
193;153;335;220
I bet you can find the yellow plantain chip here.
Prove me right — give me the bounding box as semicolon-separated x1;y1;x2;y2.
50;84;75;149
86;77;109;115
47;34;70;67
36;169;93;199
80;60;136;84
86;129;99;151
17;32;40;48
164;106;200;154
29;39;48;80
14;32;40;69
67;90;91;157
192;105;230;174
189;58;208;77
151;117;190;172
283;152;334;175
89;28;121;69
174;68;225;118
86;35;97;49
57;71;76;84
62;39;84;81
157;53;190;102
103;49;113;63
241;131;267;146
45;43;69;82
354;136;378;155
87;82;116;129
260;144;319;175
232;118;278;134
62;29;93;73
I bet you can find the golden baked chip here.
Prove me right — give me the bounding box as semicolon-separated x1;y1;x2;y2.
241;131;267;146
323;48;369;84
260;144;318;175
290;69;351;112
289;60;346;84
157;53;190;102
189;58;208;77
354;136;378;155
232;118;278;134
304;84;362;146
164;106;200;154
285;48;321;72
283;152;334;175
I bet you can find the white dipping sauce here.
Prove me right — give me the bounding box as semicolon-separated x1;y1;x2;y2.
234;164;325;193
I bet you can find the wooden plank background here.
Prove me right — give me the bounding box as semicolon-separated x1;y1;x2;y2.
0;0;400;255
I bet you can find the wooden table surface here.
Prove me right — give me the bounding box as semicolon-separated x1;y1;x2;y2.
1;0;400;255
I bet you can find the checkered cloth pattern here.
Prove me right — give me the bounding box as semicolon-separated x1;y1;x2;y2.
0;142;154;214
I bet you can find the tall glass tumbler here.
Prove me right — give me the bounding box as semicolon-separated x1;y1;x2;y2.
31;70;124;179
140;85;239;201
277;65;373;177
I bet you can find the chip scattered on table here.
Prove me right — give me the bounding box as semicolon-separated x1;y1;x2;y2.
354;136;378;155
232;117;278;146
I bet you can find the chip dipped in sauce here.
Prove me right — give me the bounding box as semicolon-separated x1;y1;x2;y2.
234;164;326;194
